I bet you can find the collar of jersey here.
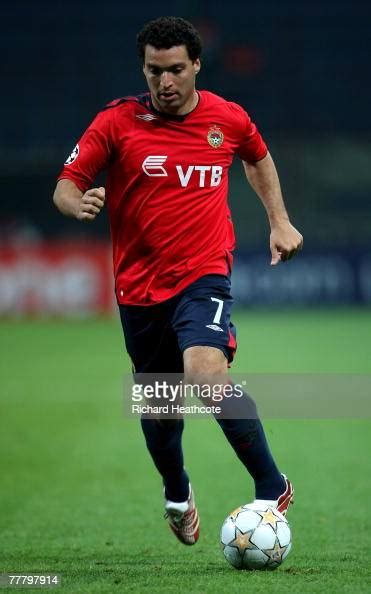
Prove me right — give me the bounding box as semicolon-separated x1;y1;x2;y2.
148;91;201;122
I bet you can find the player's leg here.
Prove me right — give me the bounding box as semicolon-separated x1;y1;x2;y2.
183;346;286;499
173;274;289;504
120;301;200;544
119;303;190;503
140;417;189;502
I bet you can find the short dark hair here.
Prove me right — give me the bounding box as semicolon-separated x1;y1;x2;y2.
137;16;202;62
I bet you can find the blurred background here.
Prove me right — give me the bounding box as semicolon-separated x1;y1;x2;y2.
1;0;370;315
1;5;370;587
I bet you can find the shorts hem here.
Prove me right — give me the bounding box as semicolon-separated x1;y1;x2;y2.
180;340;233;362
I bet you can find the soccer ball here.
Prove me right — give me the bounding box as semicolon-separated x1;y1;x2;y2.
221;504;292;570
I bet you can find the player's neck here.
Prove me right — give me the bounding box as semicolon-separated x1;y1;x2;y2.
151;90;199;117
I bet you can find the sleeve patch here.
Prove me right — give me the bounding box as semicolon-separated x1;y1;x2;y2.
64;144;80;165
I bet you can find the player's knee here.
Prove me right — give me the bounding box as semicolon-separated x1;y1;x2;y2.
183;345;227;385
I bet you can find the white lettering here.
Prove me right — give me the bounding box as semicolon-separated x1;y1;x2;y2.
176;165;194;187
211;165;223;186
194;165;211;187
144;158;224;187
176;164;222;187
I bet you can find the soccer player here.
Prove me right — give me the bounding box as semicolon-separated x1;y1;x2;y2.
53;16;303;546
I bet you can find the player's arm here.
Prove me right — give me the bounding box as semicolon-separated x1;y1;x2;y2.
242;153;303;265
53;108;113;222
53;179;105;222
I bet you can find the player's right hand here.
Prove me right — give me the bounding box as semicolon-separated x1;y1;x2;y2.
77;187;106;222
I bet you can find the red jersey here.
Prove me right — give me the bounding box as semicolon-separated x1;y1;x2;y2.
58;90;267;305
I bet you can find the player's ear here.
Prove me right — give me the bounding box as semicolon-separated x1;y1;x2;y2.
194;59;201;74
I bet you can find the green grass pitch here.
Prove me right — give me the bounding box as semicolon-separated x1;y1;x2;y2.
1;309;370;593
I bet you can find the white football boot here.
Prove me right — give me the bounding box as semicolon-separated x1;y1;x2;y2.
164;485;200;545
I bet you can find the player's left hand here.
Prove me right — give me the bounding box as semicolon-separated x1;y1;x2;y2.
270;220;303;265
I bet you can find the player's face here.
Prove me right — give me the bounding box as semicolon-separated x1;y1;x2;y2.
143;45;200;115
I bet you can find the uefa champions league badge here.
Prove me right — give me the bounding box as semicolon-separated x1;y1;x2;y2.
207;125;224;148
64;144;79;165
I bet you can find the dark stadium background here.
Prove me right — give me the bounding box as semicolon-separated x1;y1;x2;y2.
1;0;370;311
1;4;371;592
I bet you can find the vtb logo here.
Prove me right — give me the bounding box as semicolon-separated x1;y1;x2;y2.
142;155;168;177
142;155;223;187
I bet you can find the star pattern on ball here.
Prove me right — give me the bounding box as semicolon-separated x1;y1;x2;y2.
229;527;257;554
229;506;244;521
256;508;281;529
263;538;288;564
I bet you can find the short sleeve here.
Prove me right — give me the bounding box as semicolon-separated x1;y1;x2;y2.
57;109;113;192
231;103;268;163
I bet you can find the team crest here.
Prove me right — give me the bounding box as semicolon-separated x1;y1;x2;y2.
207;126;224;149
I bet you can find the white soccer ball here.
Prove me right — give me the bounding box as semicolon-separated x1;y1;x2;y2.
220;504;292;570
